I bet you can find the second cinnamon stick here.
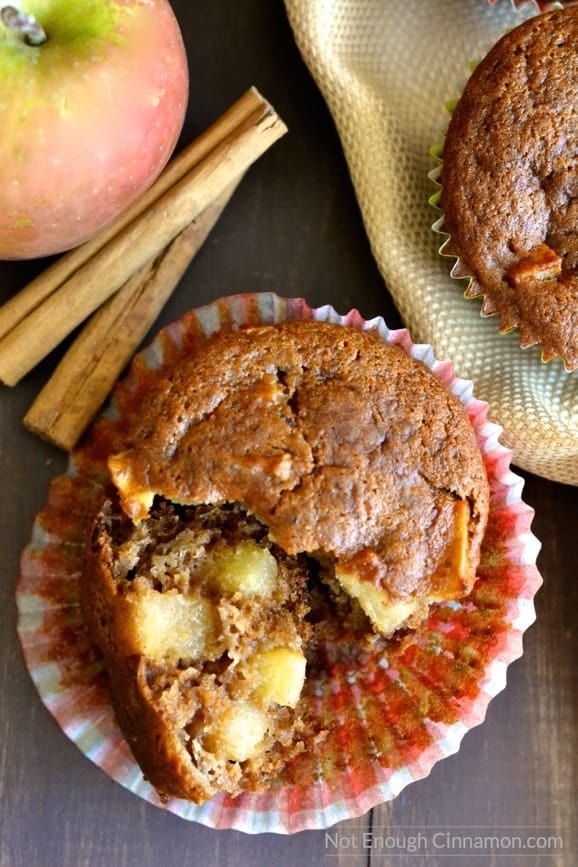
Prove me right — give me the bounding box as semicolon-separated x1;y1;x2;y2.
24;185;239;451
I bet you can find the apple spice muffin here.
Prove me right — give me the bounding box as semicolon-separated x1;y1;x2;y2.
82;319;490;803
438;7;578;369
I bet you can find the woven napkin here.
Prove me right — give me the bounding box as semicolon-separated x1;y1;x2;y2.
284;0;578;486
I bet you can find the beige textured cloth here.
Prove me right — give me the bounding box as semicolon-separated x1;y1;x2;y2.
285;0;578;486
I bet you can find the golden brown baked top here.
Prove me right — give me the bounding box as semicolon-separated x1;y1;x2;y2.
439;7;578;369
109;321;489;614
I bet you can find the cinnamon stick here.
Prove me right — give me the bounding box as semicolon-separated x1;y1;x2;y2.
23;185;239;452
0;89;287;385
0;87;269;342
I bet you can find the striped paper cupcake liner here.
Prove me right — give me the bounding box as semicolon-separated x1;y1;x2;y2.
16;292;542;834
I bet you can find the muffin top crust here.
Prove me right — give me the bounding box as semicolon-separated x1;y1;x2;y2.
439;7;578;369
108;320;489;609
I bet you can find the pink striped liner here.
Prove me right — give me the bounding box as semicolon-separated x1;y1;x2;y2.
16;293;542;834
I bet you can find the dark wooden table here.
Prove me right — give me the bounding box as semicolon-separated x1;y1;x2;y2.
1;3;576;866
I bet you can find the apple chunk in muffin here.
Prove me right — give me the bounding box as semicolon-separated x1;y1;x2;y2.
334;499;473;637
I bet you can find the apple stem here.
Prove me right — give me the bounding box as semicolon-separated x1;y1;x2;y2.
1;5;47;46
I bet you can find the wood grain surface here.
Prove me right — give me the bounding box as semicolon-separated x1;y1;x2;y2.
0;2;575;866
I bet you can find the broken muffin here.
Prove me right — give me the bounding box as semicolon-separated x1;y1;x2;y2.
81;319;490;803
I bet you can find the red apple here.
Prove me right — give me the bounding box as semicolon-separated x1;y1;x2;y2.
0;0;189;260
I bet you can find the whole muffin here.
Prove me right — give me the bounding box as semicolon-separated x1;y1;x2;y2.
439;7;578;369
82;319;490;803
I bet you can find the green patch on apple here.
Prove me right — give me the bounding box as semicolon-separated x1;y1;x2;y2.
1;1;130;56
